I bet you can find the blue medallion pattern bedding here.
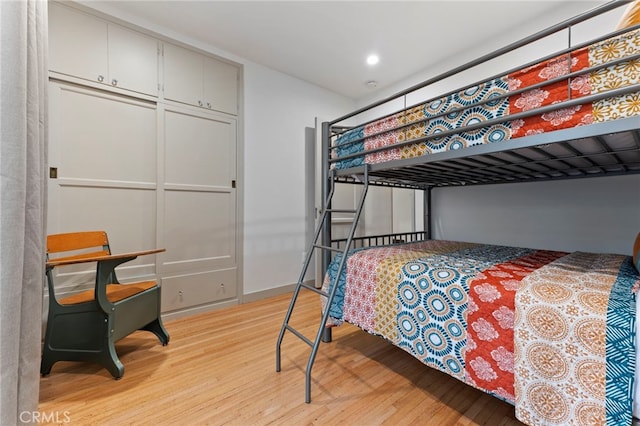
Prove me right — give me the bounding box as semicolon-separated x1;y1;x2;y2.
321;239;639;426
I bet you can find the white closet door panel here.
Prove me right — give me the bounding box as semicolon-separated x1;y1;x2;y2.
203;57;238;115
48;81;159;282
332;183;358;217
364;186;393;236
163;43;202;106
108;25;159;96
162;268;237;312
50;185;158;289
49;3;108;82
55;186;156;250
163;190;236;272
331;183;364;238
53;85;157;183
392;188;416;234
164;110;236;187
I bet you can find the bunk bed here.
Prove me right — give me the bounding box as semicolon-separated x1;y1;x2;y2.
277;1;640;425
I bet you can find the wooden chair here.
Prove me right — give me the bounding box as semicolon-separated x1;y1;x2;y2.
41;231;169;379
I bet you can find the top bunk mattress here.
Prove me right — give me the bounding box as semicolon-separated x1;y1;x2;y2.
332;28;640;172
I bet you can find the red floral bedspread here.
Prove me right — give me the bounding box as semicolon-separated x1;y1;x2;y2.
322;240;639;426
465;250;566;402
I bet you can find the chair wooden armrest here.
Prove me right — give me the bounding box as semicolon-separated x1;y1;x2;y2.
47;248;165;308
46;248;165;269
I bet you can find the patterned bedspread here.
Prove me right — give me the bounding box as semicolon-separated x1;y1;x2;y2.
333;28;640;170
322;240;639;426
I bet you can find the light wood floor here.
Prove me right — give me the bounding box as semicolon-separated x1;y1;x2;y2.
38;291;525;425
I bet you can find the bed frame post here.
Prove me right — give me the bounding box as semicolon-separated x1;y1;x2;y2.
424;187;432;240
320;121;331;274
320;121;333;343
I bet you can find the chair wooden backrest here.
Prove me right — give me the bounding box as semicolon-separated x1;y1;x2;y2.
47;230;110;260
41;230;169;379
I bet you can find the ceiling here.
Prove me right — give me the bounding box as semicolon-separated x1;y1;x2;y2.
83;0;612;100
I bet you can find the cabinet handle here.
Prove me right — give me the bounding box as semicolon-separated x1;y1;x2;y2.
111;79;118;86
198;100;203;107
97;75;104;82
207;102;212;109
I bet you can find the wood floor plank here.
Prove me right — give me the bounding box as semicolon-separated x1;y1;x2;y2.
38;291;525;425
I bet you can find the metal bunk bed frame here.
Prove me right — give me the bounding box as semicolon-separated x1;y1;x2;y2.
277;0;640;404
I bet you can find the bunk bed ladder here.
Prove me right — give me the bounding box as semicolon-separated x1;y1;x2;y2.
276;166;370;403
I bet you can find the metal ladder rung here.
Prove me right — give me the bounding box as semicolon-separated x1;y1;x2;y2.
300;282;329;297
284;325;313;347
313;244;343;253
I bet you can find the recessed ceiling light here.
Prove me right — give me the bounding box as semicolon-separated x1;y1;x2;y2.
366;54;379;66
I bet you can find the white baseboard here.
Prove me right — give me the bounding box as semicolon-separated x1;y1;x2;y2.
241;282;302;304
161;281;312;321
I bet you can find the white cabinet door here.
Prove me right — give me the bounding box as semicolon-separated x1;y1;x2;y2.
203;57;238;115
163;43;239;115
49;2;158;96
108;25;159;96
163;43;202;106
49;3;108;84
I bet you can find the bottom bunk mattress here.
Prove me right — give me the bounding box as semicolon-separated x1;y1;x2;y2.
321;239;640;426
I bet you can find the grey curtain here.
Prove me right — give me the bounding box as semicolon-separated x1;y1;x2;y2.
0;0;48;424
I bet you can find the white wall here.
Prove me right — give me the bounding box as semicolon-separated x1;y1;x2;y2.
432;175;640;255
355;1;616;112
242;62;353;295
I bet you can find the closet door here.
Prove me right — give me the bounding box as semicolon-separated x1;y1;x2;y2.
160;106;238;311
47;82;159;290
